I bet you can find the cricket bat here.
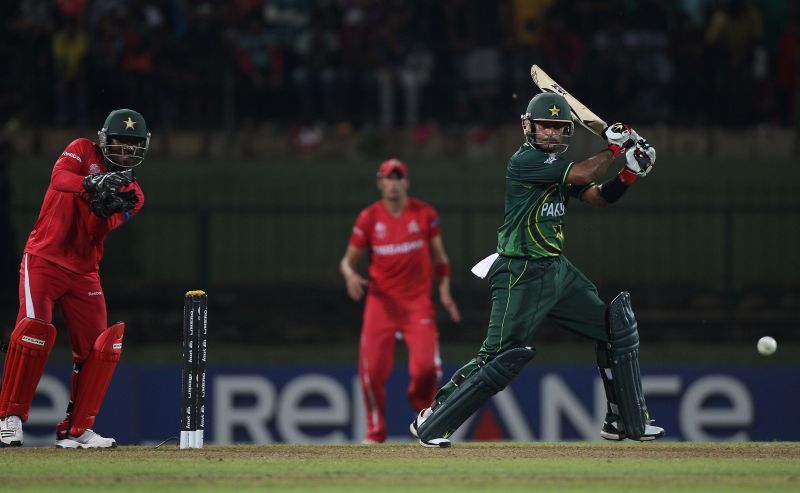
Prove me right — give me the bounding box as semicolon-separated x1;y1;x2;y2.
530;65;607;137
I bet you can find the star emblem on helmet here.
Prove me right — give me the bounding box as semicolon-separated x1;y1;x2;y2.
124;117;136;129
548;105;561;116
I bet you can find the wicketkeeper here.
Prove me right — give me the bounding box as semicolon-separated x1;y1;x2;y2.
0;109;147;448
410;92;664;447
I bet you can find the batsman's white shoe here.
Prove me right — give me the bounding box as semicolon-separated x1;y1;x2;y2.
409;407;431;438
0;416;24;447
55;429;118;449
601;420;664;442
410;408;451;448
419;437;451;448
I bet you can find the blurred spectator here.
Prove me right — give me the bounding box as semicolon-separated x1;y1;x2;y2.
52;15;88;126
57;0;87;18
183;2;228;150
774;3;798;126
0;133;16;310
629;0;673;124
11;0;55;127
291;6;342;125
705;0;764;126
374;1;433;129
0;2;18;122
338;1;378;128
119;6;157;121
540;6;585;93
591;15;638;122
88;13;126;118
231;16;285;128
264;0;312;47
670;11;709;124
0;3;19;312
443;0;503;128
502;0;556;99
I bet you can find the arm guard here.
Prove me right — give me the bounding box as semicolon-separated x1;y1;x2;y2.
599;174;630;203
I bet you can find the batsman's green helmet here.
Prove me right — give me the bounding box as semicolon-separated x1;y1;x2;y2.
521;92;573;153
524;92;573;133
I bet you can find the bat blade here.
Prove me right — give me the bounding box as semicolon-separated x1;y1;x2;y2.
530;65;607;137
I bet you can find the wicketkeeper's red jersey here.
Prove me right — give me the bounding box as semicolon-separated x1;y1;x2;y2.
23;138;144;274
349;198;441;300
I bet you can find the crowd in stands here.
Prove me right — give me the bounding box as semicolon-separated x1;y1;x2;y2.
1;0;797;134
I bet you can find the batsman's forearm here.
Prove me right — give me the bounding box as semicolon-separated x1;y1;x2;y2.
569;150;617;184
586;150;617;179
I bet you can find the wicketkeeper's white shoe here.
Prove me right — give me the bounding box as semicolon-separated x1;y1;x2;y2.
410;407;451;448
0;415;24;447
55;429;118;449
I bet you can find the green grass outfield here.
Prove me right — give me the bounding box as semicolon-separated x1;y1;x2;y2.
3;442;798;492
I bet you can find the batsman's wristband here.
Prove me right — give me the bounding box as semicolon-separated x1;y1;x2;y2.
434;262;451;279
599;173;631;204
607;144;622;157
619;167;638;185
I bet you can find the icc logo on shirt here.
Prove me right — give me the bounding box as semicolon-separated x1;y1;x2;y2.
374;222;387;239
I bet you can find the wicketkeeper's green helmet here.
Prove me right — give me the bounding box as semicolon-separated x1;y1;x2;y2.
521;92;573;153
98;109;150;168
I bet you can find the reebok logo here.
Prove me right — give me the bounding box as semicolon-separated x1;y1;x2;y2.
113;343;123;350
88;291;103;296
21;335;46;346
61;151;82;162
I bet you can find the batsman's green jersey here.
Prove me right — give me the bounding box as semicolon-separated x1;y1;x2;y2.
433;143;608;404
497;143;574;259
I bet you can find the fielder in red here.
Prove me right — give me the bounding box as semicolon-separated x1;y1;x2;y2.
0;108;148;448
340;159;461;444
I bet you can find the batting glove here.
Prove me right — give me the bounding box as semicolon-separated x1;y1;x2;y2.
624;139;656;177
603;123;640;156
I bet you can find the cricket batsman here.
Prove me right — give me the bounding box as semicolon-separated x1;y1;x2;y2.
340;159;461;444
0;109;148;448
410;92;665;447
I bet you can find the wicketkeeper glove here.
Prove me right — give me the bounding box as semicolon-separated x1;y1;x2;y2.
83;169;134;194
602;123;640;156
90;190;138;218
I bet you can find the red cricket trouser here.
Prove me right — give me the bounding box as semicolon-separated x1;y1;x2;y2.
17;253;107;361
359;293;441;443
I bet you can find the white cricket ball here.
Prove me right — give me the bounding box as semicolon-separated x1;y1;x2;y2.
757;336;777;356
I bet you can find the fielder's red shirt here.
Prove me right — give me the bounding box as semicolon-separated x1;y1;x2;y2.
349;198;441;300
23;138;145;274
